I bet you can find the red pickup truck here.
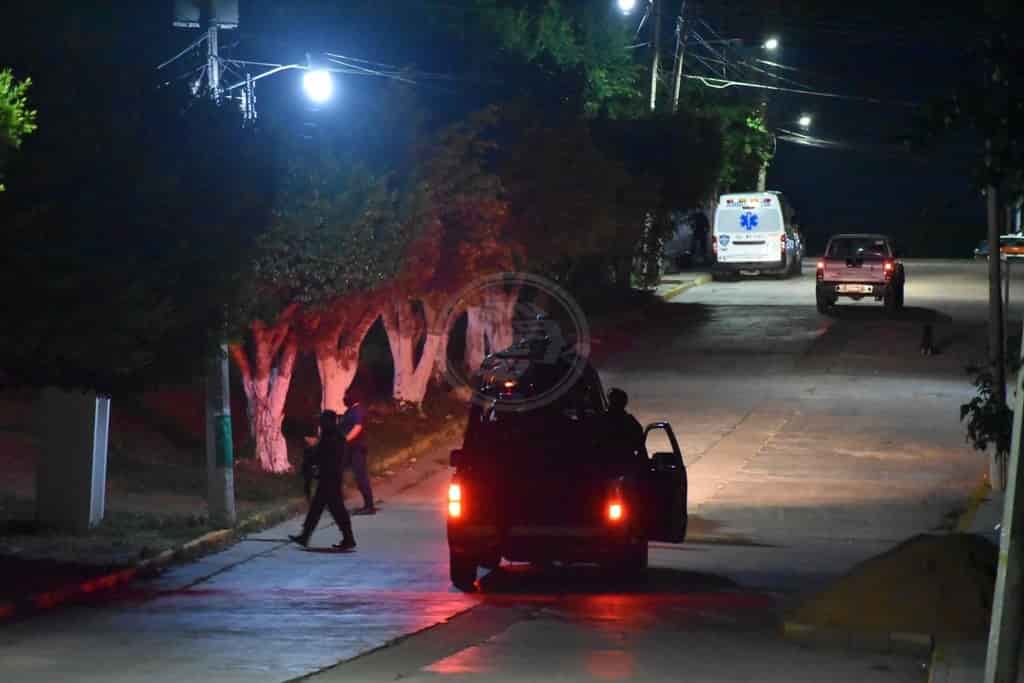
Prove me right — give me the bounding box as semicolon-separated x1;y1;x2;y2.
816;233;905;313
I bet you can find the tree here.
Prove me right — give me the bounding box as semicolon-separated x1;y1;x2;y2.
921;3;1024;478
441;0;642;118
0;68;36;191
382;108;517;407
230;138;409;468
0;69;277;395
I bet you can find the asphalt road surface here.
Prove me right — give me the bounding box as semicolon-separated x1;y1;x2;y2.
0;259;995;682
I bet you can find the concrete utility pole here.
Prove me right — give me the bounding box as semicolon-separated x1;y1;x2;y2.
989;182;1007;413
648;0;661;112
206;344;236;525
985;317;1024;682
202;16;236;526
670;1;688;114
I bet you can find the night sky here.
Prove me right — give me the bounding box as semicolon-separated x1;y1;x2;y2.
0;1;988;256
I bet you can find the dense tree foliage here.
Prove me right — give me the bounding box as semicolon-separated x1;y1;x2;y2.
0;68;36;191
0;66;278;393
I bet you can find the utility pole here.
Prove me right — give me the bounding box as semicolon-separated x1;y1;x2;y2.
201;14;236;527
648;0;661;112
670;1;688;114
985;318;1024;683
206;343;235;525
989;181;1007;412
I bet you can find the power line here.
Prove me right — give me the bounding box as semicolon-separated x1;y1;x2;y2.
685;74;919;106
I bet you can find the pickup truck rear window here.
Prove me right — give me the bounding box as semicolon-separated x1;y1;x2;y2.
826;238;891;260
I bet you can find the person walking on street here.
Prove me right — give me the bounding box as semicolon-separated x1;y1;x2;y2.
340;387;377;515
289;411;356;551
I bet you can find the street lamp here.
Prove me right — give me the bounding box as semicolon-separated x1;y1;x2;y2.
617;0;638;13
302;69;334;104
762;37;779;51
798;114;813;128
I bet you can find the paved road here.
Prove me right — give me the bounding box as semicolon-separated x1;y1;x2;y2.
0;260;993;682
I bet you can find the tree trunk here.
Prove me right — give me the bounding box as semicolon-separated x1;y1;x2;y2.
316;352;360;414
311;296;382;412
314;307;379;413
484;287;519;353
384;297;444;407
433;319;451;384
230;325;298;473
465;305;487;374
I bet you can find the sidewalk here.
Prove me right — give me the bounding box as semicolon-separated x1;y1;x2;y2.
929;487;1022;682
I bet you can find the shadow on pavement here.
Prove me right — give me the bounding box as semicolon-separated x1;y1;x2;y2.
477;562;737;597
824;305;952;324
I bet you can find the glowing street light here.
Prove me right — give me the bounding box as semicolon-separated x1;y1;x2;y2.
302;69;334;104
798;114;813;128
762;37;780;51
617;0;638;13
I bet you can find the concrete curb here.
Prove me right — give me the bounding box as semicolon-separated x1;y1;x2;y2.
782;620;934;656
920;478;995;680
661;273;712;301
0;497;306;621
954;478;991;533
0;420;463;622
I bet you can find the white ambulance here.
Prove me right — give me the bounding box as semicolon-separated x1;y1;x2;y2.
712;191;801;279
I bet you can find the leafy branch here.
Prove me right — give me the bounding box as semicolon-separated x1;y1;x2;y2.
0;68;37;191
961;364;1013;456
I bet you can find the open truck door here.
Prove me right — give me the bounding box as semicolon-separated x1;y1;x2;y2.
644;422;687;543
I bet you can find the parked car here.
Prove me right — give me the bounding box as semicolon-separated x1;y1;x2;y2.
816;233;905;313
975;234;1024;261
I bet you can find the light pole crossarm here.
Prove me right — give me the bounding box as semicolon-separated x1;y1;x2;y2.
220;63;305;92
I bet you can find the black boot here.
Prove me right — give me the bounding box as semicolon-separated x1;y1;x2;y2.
332;538;357;552
288;534;309;547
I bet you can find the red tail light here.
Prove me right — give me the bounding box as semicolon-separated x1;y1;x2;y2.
883;260;894;281
712;236;718;255
816;260;825;281
607;501;624;522
606;479;625;523
781;236;787;256
448;483;462;518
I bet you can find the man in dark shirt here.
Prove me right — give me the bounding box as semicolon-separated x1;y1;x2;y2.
340;387;376;515
691;211;710;263
290;411;356;551
602;388;645;468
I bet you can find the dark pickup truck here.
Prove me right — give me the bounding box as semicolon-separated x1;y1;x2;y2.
816;233;905;313
445;340;688;591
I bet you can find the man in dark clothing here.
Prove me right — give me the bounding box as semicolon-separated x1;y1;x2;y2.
602;388;645;468
290;411;356;551
340;387;376;515
690;211;710;263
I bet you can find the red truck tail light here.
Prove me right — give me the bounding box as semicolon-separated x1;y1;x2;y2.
781;236;787;256
607;502;624;522
606;479;625;523
712;236;718;255
448;483;462;518
816;260;825;281
883;260;894;281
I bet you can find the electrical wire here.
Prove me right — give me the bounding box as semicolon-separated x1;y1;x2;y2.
685;74;919;106
157;33;209;71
